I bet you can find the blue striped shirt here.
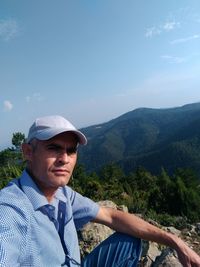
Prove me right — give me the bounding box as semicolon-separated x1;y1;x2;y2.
0;170;99;266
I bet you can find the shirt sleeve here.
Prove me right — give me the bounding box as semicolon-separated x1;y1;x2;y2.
66;187;100;230
0;189;29;266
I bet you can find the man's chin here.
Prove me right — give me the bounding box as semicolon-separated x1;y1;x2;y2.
56;178;70;187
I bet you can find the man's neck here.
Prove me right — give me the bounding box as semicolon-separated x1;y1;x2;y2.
26;168;57;203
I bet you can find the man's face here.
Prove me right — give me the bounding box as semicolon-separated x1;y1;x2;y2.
23;132;78;197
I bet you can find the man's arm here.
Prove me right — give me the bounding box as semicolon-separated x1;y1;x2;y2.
93;206;200;267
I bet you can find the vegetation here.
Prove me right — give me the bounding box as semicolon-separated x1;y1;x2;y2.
1;132;200;229
0;132;25;187
79;103;200;176
71;163;200;226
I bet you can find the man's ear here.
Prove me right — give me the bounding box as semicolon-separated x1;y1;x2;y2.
21;143;33;161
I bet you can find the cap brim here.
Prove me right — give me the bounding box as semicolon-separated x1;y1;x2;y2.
29;128;87;145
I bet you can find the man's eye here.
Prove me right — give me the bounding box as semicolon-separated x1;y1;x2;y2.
66;147;77;155
47;145;61;152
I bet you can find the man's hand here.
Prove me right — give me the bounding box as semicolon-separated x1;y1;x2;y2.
175;238;200;267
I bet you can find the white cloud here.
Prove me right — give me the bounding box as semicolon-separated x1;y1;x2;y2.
3;100;13;111
170;34;200;44
161;55;186;64
145;27;161;38
163;21;180;31
145;21;180;38
25;93;43;103
0;18;19;41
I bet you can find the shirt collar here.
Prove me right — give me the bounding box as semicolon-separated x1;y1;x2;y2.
19;170;67;210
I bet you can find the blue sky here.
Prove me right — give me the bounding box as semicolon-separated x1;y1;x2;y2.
1;0;200;150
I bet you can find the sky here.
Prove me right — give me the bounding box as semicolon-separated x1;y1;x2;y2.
1;0;200;150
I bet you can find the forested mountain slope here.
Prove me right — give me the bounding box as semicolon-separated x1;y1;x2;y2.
78;103;200;176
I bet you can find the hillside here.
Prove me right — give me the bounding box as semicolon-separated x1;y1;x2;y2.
78;102;200;176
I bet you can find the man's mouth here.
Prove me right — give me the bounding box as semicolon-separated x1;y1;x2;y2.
52;169;69;174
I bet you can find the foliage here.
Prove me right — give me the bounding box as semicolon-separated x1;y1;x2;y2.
1;132;200;224
12;132;25;151
145;210;188;230
71;164;200;224
0;164;23;188
0;132;25;188
0;148;22;166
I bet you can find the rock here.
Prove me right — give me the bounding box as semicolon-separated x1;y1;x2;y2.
79;222;114;256
79;200;117;257
98;200;118;209
195;223;200;234
139;241;162;267
162;226;181;237
151;248;182;267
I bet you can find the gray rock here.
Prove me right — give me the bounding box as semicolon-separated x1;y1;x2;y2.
195;223;200;234
79;200;117;256
139;241;162;267
162;226;181;237
152;248;182;267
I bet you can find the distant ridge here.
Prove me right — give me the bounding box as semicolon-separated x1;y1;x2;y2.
78;102;200;177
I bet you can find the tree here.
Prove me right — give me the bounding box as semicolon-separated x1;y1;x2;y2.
12;132;25;151
0;165;23;189
148;169;174;214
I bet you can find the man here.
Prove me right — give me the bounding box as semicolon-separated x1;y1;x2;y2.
0;115;199;267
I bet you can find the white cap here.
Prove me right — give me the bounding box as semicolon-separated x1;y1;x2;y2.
26;115;87;145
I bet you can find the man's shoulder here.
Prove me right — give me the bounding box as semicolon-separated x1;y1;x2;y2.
0;179;29;207
0;180;32;228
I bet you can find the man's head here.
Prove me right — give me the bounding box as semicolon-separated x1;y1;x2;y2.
22;115;87;201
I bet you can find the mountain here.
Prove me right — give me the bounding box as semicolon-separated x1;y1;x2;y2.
78;102;200;176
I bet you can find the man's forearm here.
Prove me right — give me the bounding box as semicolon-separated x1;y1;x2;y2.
96;208;177;247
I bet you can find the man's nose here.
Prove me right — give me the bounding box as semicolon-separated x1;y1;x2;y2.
58;151;70;163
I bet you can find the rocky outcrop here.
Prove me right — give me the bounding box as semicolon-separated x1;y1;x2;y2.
79;201;117;257
79;200;200;266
